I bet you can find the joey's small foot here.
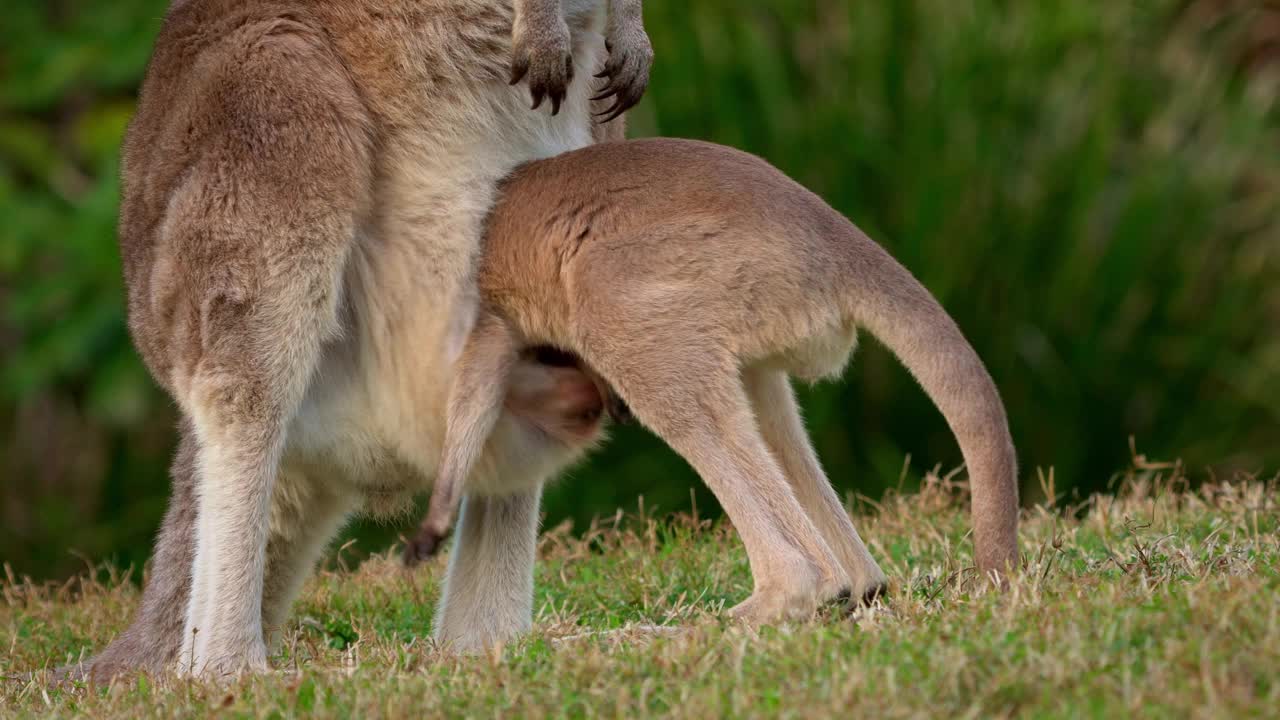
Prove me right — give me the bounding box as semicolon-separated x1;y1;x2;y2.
402;529;447;567
510;21;574;115
592;28;654;122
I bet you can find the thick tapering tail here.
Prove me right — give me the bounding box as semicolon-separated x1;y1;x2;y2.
845;239;1019;577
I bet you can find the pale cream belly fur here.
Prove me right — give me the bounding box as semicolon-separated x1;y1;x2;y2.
283;6;607;518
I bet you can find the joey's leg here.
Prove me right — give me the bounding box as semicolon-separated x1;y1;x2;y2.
433;486;543;652
405;313;520;566
588;343;845;624
743;367;888;604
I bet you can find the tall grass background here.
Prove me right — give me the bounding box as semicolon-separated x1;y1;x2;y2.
1;0;1277;580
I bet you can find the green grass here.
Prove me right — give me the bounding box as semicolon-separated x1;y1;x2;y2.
3;460;1277;718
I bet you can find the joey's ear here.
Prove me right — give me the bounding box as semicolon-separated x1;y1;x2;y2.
605;393;633;425
577;361;632;424
527;345;579;368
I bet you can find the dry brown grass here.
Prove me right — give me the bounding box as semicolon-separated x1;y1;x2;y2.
3;455;1277;718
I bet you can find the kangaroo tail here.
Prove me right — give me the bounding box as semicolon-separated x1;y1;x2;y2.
843;235;1019;576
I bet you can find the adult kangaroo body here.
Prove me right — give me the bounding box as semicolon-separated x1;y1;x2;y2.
67;0;647;679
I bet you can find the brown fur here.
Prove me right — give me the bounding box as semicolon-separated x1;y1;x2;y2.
51;0;649;681
413;139;1020;622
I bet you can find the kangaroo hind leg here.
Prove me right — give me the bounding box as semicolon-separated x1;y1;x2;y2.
163;31;371;677
585;333;845;624
743;366;888;606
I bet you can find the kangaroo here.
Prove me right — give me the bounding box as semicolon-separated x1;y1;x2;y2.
409;138;1021;622
53;0;651;681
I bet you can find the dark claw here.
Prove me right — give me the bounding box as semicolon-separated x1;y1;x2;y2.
592;73;622;101
595;94;632;123
510;24;573;115
518;51;573;114
589;34;652;122
592;73;625;102
510;59;529;86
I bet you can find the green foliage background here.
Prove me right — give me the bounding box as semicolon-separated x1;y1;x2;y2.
2;0;1277;580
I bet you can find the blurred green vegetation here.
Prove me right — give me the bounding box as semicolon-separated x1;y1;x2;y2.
1;0;1277;580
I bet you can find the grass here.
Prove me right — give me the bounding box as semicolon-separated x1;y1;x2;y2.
2;458;1278;718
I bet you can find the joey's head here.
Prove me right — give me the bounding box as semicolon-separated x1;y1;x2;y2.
504;346;628;448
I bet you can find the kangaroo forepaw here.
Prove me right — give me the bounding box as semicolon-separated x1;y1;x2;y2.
510;20;574;115
592;28;653;122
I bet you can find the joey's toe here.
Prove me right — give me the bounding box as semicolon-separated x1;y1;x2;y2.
402;532;444;567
